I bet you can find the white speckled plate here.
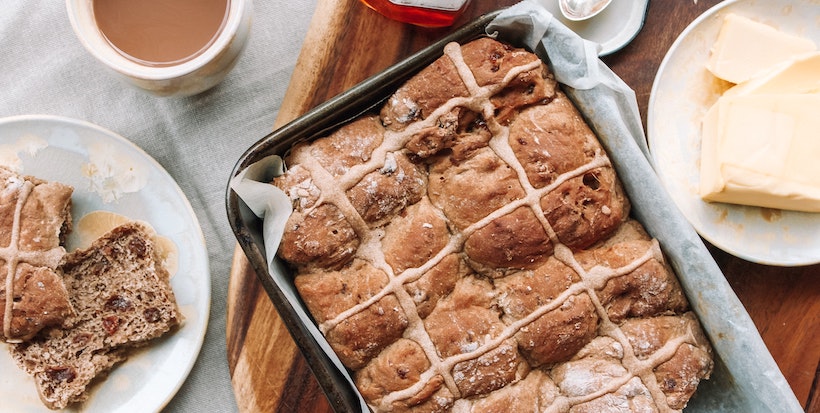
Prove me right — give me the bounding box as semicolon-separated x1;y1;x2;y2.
647;0;820;266
0;115;210;412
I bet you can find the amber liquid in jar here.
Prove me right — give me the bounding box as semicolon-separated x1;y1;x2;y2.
359;0;471;27
92;0;229;67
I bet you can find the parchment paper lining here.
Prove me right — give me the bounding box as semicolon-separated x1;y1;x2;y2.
229;2;801;411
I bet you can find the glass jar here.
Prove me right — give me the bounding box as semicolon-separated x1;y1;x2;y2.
359;0;472;27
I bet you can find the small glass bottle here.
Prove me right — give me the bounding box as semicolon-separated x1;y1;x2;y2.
359;0;472;28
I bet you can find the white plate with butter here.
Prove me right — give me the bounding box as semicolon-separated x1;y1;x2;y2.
647;0;820;266
0;115;210;412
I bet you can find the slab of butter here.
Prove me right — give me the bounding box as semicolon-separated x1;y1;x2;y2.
706;13;816;84
723;52;820;97
700;92;820;212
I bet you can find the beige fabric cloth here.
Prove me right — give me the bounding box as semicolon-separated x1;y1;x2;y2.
0;0;317;411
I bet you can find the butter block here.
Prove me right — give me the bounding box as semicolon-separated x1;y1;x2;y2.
724;51;820;97
706;13;816;84
700;94;820;212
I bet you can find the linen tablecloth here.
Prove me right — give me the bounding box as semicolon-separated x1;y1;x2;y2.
0;1;317;411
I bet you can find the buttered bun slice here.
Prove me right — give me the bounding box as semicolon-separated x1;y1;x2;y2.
10;222;181;410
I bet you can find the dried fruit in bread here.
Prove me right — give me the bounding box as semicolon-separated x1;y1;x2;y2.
11;222;181;410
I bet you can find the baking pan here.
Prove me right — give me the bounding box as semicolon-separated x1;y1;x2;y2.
226;3;801;412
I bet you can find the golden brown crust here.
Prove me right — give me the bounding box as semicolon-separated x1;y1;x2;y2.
277;200;359;271
428;146;526;230
305;115;385;177
4;264;73;343
346;153;426;227
463;206;552;275
540;167;628;250
355;338;456;413
382;198;450;273
509;96;601;188
620;313;714;410
468;369;558;413
0;166;73;343
296;260;409;370
380;53;470;130
577;239;689;323
460;37;556;124
274;38;712;412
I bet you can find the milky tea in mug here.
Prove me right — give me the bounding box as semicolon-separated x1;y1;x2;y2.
92;0;229;67
67;0;252;96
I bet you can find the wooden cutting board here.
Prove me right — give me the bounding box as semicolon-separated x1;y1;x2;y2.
226;1;820;412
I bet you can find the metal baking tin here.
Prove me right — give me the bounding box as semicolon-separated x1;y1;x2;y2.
227;7;800;413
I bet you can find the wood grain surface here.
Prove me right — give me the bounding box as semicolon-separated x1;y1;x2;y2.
226;1;820;412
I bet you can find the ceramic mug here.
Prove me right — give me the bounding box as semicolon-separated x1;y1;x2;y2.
66;0;253;97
